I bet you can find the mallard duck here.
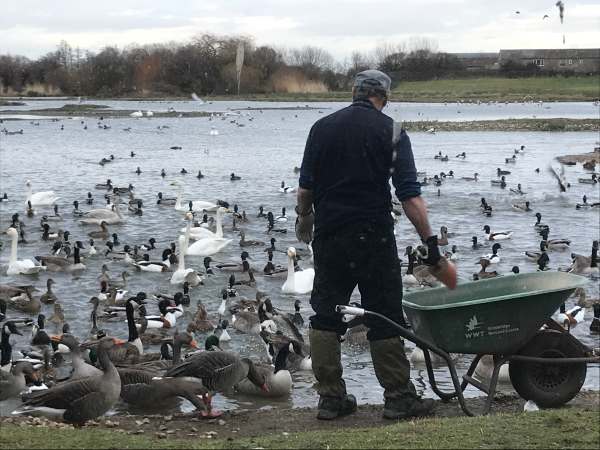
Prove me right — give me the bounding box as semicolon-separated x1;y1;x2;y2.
533;213;549;232
40;279;58;304
525;241;548;261
275;207;288;222
509;183;526;195
540;228;570;250
133;254;170;272
483;225;512;241
461;173;478;181
214;319;231;342
230;269;256;288
156;192;177;206
7;288;41;314
239;230;264;247
536;252;550;271
215;251;251;272
480;243;501;265
187;301;215;333
88;221;109;239
512;201;531;212
263;251;288;277
473;259;498;280
575;195;600;209
578;174;597;184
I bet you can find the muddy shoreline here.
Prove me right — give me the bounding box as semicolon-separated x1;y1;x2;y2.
1;391;597;442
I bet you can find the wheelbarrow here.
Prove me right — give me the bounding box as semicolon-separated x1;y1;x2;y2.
336;272;599;416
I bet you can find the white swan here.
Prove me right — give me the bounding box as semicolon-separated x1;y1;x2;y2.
182;208;231;257
474;355;510;383
171;181;218;212
5;228;46;275
130;110;143;118
25;180;60;206
185;232;232;257
181;209;224;240
79;201;123;225
170;235;202;286
282;247;315;294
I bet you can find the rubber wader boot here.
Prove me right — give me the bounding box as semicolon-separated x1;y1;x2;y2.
370;336;435;420
309;328;357;420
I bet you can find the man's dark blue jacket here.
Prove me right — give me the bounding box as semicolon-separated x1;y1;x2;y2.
299;99;421;238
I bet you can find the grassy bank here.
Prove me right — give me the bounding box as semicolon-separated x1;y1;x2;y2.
2;77;598;103
392;76;600;102
401;118;599;132
1;408;598;449
204;77;600;102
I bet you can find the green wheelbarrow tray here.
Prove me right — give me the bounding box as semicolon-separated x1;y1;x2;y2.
402;272;589;355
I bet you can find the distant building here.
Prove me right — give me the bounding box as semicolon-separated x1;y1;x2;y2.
498;49;600;74
450;53;499;71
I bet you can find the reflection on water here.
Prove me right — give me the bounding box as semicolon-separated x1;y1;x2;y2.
0;100;598;415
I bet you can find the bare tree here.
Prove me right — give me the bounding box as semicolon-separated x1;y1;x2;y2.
287;46;334;71
407;36;439;53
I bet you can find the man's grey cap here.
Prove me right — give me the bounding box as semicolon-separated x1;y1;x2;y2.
353;69;391;93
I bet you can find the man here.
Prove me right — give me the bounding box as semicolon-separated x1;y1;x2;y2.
295;69;447;421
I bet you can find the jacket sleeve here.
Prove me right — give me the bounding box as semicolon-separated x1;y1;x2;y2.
299;123;318;190
391;130;421;201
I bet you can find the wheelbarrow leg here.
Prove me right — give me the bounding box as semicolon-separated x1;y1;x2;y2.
481;356;509;415
423;349;458;402
460;355;484;392
461;355;508;415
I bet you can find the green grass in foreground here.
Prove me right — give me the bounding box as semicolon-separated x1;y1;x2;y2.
392;76;600;102
1;409;598;449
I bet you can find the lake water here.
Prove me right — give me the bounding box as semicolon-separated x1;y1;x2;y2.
0;99;598;414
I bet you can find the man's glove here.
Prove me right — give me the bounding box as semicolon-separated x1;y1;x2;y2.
295;206;314;244
421;235;441;266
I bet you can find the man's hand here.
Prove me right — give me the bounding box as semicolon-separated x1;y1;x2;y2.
295;212;314;244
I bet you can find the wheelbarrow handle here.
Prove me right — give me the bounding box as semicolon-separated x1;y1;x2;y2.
335;305;365;317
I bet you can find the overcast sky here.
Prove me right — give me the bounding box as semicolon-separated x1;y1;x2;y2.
1;0;598;62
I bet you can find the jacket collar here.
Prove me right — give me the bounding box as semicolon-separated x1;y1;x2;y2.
351;99;377;110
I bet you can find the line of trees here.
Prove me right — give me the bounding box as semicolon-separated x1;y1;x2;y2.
1;35;476;97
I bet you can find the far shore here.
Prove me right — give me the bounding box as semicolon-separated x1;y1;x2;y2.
1;105;598;133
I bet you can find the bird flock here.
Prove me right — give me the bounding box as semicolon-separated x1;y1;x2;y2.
1;104;599;425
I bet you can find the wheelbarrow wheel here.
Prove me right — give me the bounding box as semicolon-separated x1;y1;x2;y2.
509;330;587;408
